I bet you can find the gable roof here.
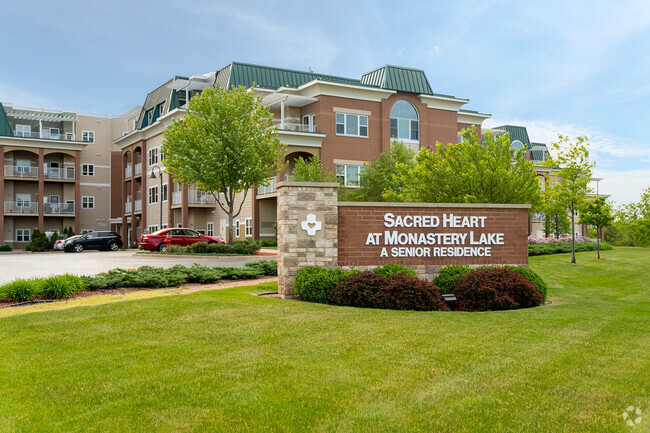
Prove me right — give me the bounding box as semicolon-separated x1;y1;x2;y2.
492;125;531;147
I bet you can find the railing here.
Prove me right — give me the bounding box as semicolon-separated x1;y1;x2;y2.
4;165;38;178
4;201;38;214
125;164;132;178
44;202;75;214
13;130;76;141
44;167;75;180
125;201;132;213
172;191;182;205
188;190;215;205
134;163;142;176
134;199;142;212
257;177;276;195
276;123;317;133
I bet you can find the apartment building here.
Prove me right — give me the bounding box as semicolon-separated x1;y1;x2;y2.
488;125;608;238
113;62;490;244
0;102;140;248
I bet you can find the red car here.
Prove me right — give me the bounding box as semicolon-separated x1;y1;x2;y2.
139;228;225;252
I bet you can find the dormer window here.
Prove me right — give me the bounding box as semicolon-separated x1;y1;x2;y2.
156;102;165;118
390;100;419;142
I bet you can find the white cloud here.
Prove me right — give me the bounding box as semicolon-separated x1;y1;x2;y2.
593;168;650;205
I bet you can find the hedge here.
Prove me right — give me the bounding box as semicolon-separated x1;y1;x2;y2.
528;241;612;256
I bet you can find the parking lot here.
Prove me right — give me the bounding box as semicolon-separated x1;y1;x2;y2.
0;250;274;284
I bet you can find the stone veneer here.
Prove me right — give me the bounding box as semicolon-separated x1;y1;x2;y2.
277;182;339;298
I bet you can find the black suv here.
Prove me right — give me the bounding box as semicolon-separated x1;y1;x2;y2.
63;231;123;253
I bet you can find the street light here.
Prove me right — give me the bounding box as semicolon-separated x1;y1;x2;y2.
150;166;163;231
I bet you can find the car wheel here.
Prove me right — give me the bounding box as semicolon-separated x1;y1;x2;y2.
74;243;84;253
157;243;167;252
108;242;119;252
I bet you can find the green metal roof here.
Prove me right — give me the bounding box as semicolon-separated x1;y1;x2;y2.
530;149;548;162
361;65;433;95
530;142;546;148
0;103;13;137
493;125;531;147
137;79;173;129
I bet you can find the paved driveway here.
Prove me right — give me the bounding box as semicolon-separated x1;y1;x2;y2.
0;250;275;283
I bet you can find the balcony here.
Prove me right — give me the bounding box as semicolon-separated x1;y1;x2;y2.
257;177;276;195
276;123;318;133
13;130;76;141
125;201;132;213
4;201;38;214
188;190;215;205
172;191;182;205
134;163;142;176
125;164;132;178
4;165;38;179
44;166;75;180
134;199;142;212
44;202;75;215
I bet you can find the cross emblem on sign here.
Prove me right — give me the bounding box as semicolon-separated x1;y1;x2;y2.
300;213;322;236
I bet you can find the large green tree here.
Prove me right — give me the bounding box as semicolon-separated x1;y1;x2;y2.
162;85;285;244
542;135;595;263
386;126;541;207
579;197;614;258
612;186;650;247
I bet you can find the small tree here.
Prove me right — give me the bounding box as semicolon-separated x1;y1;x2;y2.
162;85;285;244
579;197;614;258
543;135;595;263
612;186;650;247
291;155;336;182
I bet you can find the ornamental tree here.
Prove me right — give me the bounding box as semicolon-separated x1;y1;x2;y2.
161;85;285;244
579;197;614;258
542;135;595;263
613;186;650;247
386;126;541;208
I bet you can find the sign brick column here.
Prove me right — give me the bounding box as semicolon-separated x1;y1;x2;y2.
277;181;339;298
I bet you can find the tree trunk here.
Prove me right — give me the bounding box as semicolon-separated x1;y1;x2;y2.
228;211;234;245
597;229;601;259
571;206;576;264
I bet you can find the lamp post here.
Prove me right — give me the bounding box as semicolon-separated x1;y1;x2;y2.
150;166;163;231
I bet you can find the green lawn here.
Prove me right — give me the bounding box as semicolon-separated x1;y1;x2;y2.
1;249;648;432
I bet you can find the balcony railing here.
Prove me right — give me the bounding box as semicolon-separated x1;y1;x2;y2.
4;165;38;178
134;163;142;176
172;191;182;205
13;130;76;141
44;167;75;180
44;202;75;214
257;177;277;195
134;199;142;212
188;190;215;205
4;201;38;214
125;201;132;213
276;123;317;133
125;164;132;178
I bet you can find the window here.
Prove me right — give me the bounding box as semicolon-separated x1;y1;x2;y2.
82;131;95;143
207;222;214;236
156;102;165;118
235;220;241;237
336;113;368;137
390;100;419;141
16;194;31;207
81;229;93;234
302;114;315;132
16;159;31;173
148;186;159;204
147;109;154;125
336;164;366;187
15;229;30;242
82;196;95;209
161;224;168;229
245;218;252;237
161;183;168;202
82;164;94;176
44;128;60;139
16;125;31;137
148;225;159;233
148;147;159;166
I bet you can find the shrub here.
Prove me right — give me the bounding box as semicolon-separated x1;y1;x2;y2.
244;260;278;276
331;271;387;308
48;232;59;250
294;266;345;303
259;239;277;247
452;268;543;312
168;244;186;253
0;244;12;251
372;273;448;311
27;229;49;252
41;274;85;299
2;278;41;302
372;263;417;278
433;265;472;294
189;242;209;254
506;266;548;302
528;241;612;256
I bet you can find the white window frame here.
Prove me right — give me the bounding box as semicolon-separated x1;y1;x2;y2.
15;229;31;242
82;163;95;176
235;220;241;238
161;183;168;202
148;147;159;166
82;130;95;143
161;224;168;229
336;164;366;187
16;124;31;137
335;113;368;138
148;225;159;233
245;218;252;237
156;102;165;117
148;186;159;204
207;222;214;236
147;109;154;125
16;193;31;207
390;101;419;142
82;196;95;209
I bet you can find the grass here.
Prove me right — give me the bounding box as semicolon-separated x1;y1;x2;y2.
0;248;648;432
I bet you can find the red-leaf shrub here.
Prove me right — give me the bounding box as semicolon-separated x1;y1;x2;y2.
331;271;387;308
452;268;543;312
374;273;449;311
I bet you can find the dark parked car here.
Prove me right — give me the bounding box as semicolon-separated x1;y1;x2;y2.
63;231;123;253
139;228;225;252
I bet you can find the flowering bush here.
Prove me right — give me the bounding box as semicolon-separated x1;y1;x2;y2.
528;235;593;244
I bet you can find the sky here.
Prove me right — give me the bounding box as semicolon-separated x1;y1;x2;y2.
2;0;649;205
